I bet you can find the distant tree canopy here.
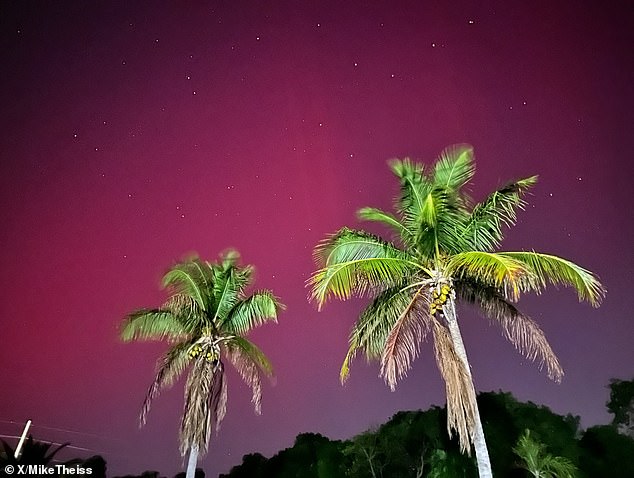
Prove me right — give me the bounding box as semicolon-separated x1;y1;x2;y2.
606;378;634;437
220;390;634;478
3;386;633;477
218;433;347;478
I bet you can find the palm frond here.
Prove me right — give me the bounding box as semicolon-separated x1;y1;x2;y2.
389;157;431;213
224;290;283;334
432;144;475;192
357;207;414;245
499;252;605;307
340;282;428;382
420;191;438;228
388;156;473;256
208;362;228;437
447;251;534;301
388;158;434;236
460;176;538;251
180;359;226;455
211;267;240;323
211;261;256;325
514;429;578;478
380;284;433;390
309;228;419;308
225;336;274;378
121;309;187;342
433;196;472;255
161;294;209;333
140;342;191;426
225;337;274;414
339;335;359;384
431;317;476;455
456;281;564;382
220;249;241;268
162;260;212;310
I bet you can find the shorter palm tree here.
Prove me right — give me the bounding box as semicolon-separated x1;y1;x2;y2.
121;251;283;478
513;429;577;478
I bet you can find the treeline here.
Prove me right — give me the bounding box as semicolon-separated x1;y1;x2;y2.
221;388;634;478
3;383;633;477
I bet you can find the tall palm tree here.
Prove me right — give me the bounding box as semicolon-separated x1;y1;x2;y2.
121;251;283;478
308;145;604;478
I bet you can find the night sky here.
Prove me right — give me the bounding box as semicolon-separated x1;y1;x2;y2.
1;1;632;476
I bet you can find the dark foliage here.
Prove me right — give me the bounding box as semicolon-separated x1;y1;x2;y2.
0;435;69;467
219;433;348;478
579;425;634;478
173;468;205;478
220;390;634;478
606;378;634;437
4;386;632;477
478;391;582;476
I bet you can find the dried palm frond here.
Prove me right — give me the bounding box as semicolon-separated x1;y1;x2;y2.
164;294;203;319
380;284;433;390
179;358;226;456
140;342;191;426
225;339;273;414
457;281;564;382
208;362;228;435
432;317;476;454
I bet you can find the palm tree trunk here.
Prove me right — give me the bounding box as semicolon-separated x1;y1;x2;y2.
445;299;493;478
186;445;198;478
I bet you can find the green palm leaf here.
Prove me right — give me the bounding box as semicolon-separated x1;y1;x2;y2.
461;176;538;251
220;248;241;268
499;252;605;306
389;158;434;236
212;268;240;323
309;228;419;307
214;260;254;318
421;191;438;227
389;157;430;213
121;309;187;342
446;251;535;301
224;291;284;334
162;261;210;310
433;194;472;255
357;207;414;245
514;429;577;478
432;144;475;191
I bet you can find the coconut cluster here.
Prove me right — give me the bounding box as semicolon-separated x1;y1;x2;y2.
430;284;451;316
189;344;218;362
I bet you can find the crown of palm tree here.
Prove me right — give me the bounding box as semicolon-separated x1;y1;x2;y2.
121;250;283;456
513;429;578;478
309;144;605;454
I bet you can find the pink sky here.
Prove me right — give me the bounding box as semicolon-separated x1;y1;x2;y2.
1;1;632;476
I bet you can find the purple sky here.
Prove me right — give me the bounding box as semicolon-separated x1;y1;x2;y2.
1;1;632;476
